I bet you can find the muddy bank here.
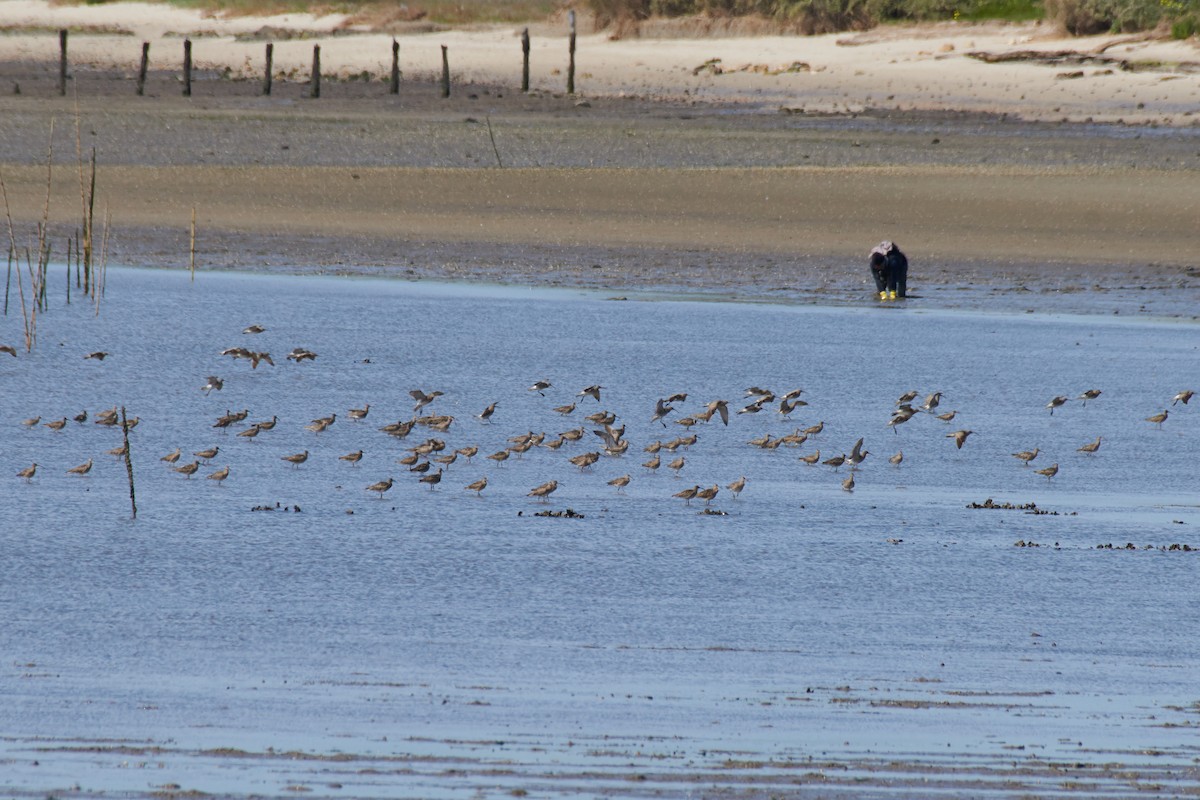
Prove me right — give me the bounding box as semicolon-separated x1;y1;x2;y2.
0;69;1198;317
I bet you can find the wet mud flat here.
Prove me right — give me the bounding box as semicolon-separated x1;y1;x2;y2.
0;66;1199;319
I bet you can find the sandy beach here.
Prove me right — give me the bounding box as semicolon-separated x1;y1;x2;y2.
0;1;1198;314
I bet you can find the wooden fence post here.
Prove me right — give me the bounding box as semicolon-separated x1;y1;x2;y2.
390;39;400;94
136;42;149;96
310;44;320;98
521;28;530;93
58;30;68;96
567;10;576;95
183;39;192;96
440;45;450;98
263;42;273;96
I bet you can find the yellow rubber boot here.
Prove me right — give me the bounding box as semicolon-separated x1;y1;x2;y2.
879;291;888;301
889;290;897;300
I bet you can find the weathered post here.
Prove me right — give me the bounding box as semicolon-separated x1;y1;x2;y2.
310;45;320;98
521;28;530;93
136;42;149;96
567;10;576;95
440;45;450;98
390;39;400;94
183;38;192;96
120;407;137;520
263;42;273;95
58;30;68;96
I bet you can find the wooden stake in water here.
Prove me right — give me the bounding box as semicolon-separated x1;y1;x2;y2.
263;43;273;96
567;10;576;95
120;406;137;520
390;39;400;95
136;42;149;96
59;29;68;96
521;28;530;93
486;116;503;168
183;38;192;97
310;45;320;99
440;45;450;98
189;207;196;282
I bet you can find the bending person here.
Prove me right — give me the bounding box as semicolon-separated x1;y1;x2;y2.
869;240;908;300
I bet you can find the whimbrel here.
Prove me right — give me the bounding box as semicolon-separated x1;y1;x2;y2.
696;484;719;505
1012;448;1039;465
1146;410;1169;429
727;476;746;498
0;344;15;356
84;351;108;361
486;450;510;465
348;404;370;421
22;416;40;428
419;467;443;490
1046;396;1068;415
17;463;37;481
921;392;942;412
340;450;364;465
281;450;309;468
947;430;973;449
528;379;552;396
202;376;223;394
161;447;181;464
667;456;685;475
889;451;903;466
194;446;219;462
367;477;394;498
935;410;958;423
643;455;661;471
578;385;603;402
174;461;200;478
1172;390;1193;406
528;479;558;501
673;485;700;505
207;465;230;485
236;425;262;440
1078;389;1101;406
1034;463;1059;480
1077;437;1102;454
44;417;68;431
478;401;499;421
569;452;600;471
799;449;821;465
242;324;266;334
410;390;443;412
465;477;488;496
842;474;855;492
67;458;93;476
608;474;631;492
705;399;730;426
823;454;846;471
651;398;675;426
803;421;824;436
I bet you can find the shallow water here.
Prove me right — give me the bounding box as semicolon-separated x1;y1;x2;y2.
2;268;1198;798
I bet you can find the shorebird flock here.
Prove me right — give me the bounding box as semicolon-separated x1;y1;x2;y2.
7;277;1200;520
7;313;1197;514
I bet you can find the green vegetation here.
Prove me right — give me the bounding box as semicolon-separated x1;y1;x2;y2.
68;0;1198;34
590;0;1197;33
